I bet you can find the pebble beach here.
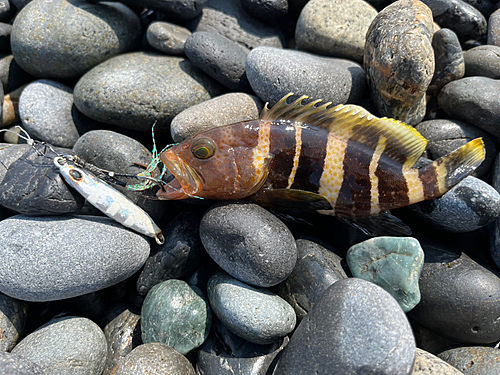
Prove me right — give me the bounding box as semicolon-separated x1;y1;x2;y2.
1;0;500;373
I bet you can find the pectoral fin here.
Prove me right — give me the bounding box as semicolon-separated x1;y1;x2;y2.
249;188;333;211
337;212;412;237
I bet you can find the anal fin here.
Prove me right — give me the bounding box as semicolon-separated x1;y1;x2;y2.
337;212;412;237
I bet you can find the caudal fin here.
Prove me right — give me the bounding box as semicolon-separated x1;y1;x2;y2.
418;138;485;199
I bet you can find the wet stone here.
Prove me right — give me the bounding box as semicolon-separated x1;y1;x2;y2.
274;278;416;375
240;0;288;22
347;237;424;312
0;215;150;302
136;210;206;296
464;45;500;78
415;119;498;178
437;346;500;374
364;0;434;125
295;0;378;63
185;31;251;91
428;28;464;96
141;279;211;355
413;348;464;375
438;76;500;138
246;46;366;107
116;342;196;375
199;202;297;287
186;0;285;50
146;21;192;55
11;316;107;375
170;92;263;142
19;79;81;148
278;238;348;321
0;351;44;375
73;52;224;132
0;292;28;351
407;241;500;343
207;272;296;345
11;0;141;79
488;8;500;46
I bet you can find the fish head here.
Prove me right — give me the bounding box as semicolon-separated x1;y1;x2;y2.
158;121;270;200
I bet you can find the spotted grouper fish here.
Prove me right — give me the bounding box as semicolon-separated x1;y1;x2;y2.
157;93;485;235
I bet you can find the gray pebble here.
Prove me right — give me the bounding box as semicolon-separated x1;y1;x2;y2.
185;31;251;91
186;0;284;50
73;52;224;132
170;92;263;142
295;0;377;63
0;54;35;93
246;46;366;107
0;215;150;302
437;346;500;374
208;272;296;344
123;0;206;20
146;21;191;55
200;202;297;287
0;1;16;23
19;79;80;148
488;8;500;46
11;316;107;375
0;143;32;183
116;342;196;375
240;0;288;22
0;292;28;351
0;351;44;375
413;348;464;375
11;0;141;79
464;45;500;78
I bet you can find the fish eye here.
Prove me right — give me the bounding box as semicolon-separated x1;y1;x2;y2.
69;169;83;181
191;138;216;159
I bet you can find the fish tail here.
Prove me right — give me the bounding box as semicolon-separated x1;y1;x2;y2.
417;138;485;199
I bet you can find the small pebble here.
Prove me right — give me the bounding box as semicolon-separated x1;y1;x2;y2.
11;316;107;375
141;279;211;355
464;45;500;78
146;21;192;55
0;292;28;351
240;0;288;22
207;272;296;344
413;348;464;375
0;351;44;375
200;202;297;287
437;346;500;374
0;54;34;93
488;8;500;46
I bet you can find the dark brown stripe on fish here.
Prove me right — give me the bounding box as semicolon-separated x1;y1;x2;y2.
418;162;441;199
267;121;298;189
376;156;409;211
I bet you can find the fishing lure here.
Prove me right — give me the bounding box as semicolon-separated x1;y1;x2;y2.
142;93;485;236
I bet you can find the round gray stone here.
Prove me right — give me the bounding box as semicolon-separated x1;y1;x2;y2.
413;348;464;375
0;292;28;351
246;46;366;107
19;79;80;148
146;21;192;55
11;0;141;79
274;278;416;375
116;343;196;375
488;8;500;46
73;52;224;132
170;92;263;142
0;351;43;375
122;0;206;20
295;0;377;63
464;45;500;78
240;0;288;22
11;316;107;375
208;272;296;344
200;202;297;287
0;54;34;93
0;215;150;302
437;346;500;374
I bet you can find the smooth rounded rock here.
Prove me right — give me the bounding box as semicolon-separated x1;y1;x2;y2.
208;272;296;344
295;0;377;62
464;45;500;78
240;0;288;22
407;241;500;343
170;92;263;142
438;77;500;138
488;8;500;46
19;79;80;148
246;46;366;107
0;215;150;302
141;279;211;355
11;316;107;375
0;54;35;93
0;351;44;375
184;31;251;91
413;348;464;375
278;238;348;321
200;201;297;287
116;343;196;375
0;292;28;351
146;21;191;55
437;346;500;374
364;0;434;125
11;0;141;79
274;278;416;375
347;236;424;312
74;52;224;132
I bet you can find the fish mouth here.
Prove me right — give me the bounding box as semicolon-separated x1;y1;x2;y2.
158;150;203;199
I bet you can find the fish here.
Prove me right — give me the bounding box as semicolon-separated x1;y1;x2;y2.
155;93;485;236
54;155;165;244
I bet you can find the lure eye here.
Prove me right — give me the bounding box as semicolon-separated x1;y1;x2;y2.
191;138;216;159
69;169;83;181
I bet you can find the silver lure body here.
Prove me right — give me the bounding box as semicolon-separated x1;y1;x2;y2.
54;156;164;244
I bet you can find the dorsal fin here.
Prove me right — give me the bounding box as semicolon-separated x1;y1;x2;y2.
260;93;428;168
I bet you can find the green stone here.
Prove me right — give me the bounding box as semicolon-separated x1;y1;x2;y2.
346;236;424;312
141;279;211;354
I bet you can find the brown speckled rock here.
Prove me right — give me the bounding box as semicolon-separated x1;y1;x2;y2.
413;348;464;374
364;0;434;125
437;346;500;374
